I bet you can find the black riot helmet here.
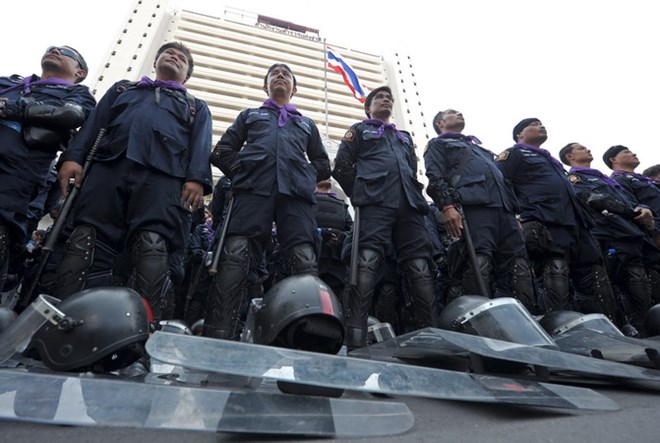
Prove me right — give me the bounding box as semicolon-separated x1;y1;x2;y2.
539;311;623;337
438;295;557;349
644;304;660;337
253;275;344;354
26;287;152;372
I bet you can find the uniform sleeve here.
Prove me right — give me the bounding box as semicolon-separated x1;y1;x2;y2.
424;138;455;207
186;100;214;194
332;124;360;198
210;110;248;178
495;148;518;184
307;121;331;182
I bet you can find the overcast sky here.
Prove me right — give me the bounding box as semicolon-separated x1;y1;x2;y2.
5;0;659;172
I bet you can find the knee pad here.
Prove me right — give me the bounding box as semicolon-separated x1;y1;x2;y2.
288;243;318;276
55;224;97;298
132;231;171;321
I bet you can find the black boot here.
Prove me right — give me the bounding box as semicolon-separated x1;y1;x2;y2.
203;236;250;340
344;249;381;351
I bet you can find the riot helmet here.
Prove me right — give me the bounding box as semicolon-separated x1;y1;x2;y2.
438;295;557;349
26;287;152;372
539;311;623;337
253;275;344;354
644;304;660;337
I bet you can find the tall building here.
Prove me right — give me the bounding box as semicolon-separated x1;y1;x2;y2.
92;0;431;183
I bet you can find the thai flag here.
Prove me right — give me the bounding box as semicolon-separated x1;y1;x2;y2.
327;47;368;103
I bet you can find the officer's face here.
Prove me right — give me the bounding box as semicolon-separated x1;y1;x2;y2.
367;91;393;120
41;47;86;82
439;109;465;133
613;149;640;168
155;48;189;83
519;121;547;145
568;143;592;163
264;66;297;99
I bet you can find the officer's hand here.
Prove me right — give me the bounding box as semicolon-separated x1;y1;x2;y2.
58;161;83;197
633;207;655;231
443;206;463;239
181;181;204;211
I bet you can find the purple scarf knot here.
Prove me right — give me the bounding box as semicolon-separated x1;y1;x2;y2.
439;131;482;145
0;75;74;96
363;119;408;144
262;98;301;127
513;143;565;171
569;166;622;189
136;76;187;93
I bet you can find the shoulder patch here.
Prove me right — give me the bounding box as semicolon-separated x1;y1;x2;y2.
567;174;582;184
342;129;355;142
496;150;510;161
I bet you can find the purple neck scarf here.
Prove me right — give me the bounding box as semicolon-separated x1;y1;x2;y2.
0;75;74;95
262;98;301;127
439;131;482;145
136;76;187;93
611;169;654;186
363;119;408;144
513;143;565;171
569;166;622;189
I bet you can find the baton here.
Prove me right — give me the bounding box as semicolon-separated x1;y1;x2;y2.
20;128;106;306
456;204;490;297
349;206;360;286
208;195;235;275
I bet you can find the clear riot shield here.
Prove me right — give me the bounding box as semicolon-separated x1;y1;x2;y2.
0;295;64;363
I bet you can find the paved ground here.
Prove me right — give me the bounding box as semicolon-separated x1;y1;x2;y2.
0;372;658;442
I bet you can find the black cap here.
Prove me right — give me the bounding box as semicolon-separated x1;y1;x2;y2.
512;117;540;142
602;145;627;169
364;85;392;117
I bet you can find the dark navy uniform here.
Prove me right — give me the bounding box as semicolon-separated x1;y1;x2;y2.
56;80;213;320
205;105;330;339
496;144;617;321
611;170;660;240
567;167;653;328
211;107;330;257
424;133;535;309
0;74;95;289
610;171;660;305
333;120;438;349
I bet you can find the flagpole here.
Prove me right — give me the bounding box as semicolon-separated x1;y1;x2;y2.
323;38;329;138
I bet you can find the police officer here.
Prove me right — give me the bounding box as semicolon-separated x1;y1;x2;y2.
496;118;617;321
333;85;438;350
560;142;653;331
206;63;330;340
604;146;660;248
0;46;95;290
56;42;213;322
313;179;352;298
424;109;535;310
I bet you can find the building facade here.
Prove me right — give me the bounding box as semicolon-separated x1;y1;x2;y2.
91;0;431;183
